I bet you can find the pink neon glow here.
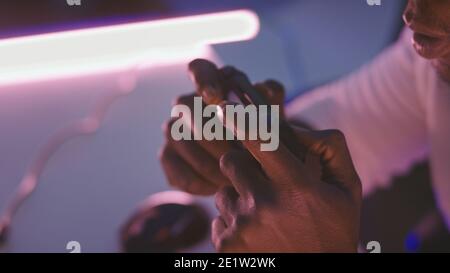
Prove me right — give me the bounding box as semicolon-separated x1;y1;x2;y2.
0;11;259;236
0;48;218;238
0;10;260;86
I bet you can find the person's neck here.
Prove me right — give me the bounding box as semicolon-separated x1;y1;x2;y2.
433;59;450;84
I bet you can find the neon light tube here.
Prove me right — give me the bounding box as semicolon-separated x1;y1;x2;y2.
0;10;259;86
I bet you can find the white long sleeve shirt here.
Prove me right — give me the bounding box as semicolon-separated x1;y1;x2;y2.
286;29;450;229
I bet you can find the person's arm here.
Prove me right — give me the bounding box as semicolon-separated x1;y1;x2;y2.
286;29;429;195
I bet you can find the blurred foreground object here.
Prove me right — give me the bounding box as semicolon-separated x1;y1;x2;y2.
120;191;210;253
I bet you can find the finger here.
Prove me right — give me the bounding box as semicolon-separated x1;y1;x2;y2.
255;80;305;159
211;217;229;251
172;94;235;160
254;80;285;118
249;82;299;158
159;144;217;195
211;216;227;245
219;68;304;161
220;66;267;106
188;59;226;105
219;150;273;204
211;217;246;252
215;186;239;226
218;101;309;189
264;79;285;103
292;127;361;195
220;67;286;108
165;119;229;187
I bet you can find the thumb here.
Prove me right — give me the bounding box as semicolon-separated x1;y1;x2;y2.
292;127;361;194
217;101;312;190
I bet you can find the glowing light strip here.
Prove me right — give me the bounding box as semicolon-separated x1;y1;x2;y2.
0;10;259;86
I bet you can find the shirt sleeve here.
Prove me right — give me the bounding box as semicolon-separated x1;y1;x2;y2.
285;29;429;195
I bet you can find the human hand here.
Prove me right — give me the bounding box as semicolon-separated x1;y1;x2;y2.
159;59;285;195
213;117;362;252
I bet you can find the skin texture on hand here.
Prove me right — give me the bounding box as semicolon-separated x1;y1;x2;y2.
160;59;362;252
213;112;362;252
159;60;285;196
160;92;232;195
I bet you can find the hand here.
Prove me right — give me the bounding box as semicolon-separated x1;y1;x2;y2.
159;59;285;195
213;117;362;252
